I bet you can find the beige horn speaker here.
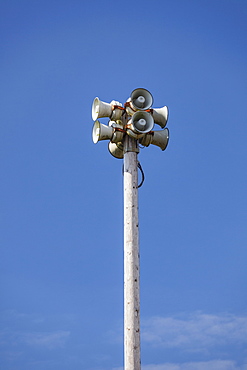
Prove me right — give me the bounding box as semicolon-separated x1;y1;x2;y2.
92;97;123;121
139;128;169;151
109;121;124;143
108;142;124;159
127;111;154;139
92;120;114;143
130;88;153;110
125;88;153;116
151;105;169;128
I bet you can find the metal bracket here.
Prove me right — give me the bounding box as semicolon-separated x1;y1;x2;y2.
123;135;140;154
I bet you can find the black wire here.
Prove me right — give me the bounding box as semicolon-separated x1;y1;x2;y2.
122;161;145;188
137;162;145;188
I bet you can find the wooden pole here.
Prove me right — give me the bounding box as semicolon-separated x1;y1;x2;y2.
123;133;141;370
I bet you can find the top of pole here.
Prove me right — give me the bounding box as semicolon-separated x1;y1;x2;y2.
91;87;170;164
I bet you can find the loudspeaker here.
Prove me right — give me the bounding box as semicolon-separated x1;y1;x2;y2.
92;97;123;121
139;128;169;151
127;111;154;138
92;120;114;143
151;105;169;128
108;142;124;159
109;121;124;143
130;88;153;110
92;121;124;144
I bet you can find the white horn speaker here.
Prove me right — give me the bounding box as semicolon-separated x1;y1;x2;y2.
151;105;169;128
92;120;114;143
128;111;154;138
92;97;123;121
108;142;124;159
109;121;124;143
130;88;153;111
139;128;169;151
92;97;112;121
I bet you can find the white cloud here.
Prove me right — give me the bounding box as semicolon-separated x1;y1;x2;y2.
0;329;70;350
0;308;78;350
113;360;247;370
142;312;247;352
20;330;70;349
0;310;71;350
140;360;247;370
112;312;247;370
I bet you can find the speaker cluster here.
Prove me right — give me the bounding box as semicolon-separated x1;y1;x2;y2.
91;88;169;158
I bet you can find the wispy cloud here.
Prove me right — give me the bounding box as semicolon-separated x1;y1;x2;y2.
140;360;247;370
142;312;247;352
113;360;247;370
113;312;247;370
19;330;70;349
0;310;71;350
0;328;70;350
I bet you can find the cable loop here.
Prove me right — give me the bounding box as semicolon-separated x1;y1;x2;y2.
122;161;145;188
137;162;145;188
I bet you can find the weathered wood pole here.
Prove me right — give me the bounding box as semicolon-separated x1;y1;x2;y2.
123;133;141;370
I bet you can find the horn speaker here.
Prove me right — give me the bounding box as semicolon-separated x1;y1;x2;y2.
152;105;169;128
127;111;154;138
109;121;124;143
139;128;169;151
108;142;124;159
130;88;153;110
92;120;114;143
92;97;123;121
92;121;124;144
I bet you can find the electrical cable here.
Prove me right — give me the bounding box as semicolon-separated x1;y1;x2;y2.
122;161;145;188
137;162;145;188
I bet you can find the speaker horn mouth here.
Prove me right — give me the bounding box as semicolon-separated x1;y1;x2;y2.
92;120;114;143
130;88;153;110
130;111;154;134
92;120;100;143
92;97;100;121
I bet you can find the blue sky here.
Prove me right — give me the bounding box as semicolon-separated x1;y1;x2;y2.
1;0;247;369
